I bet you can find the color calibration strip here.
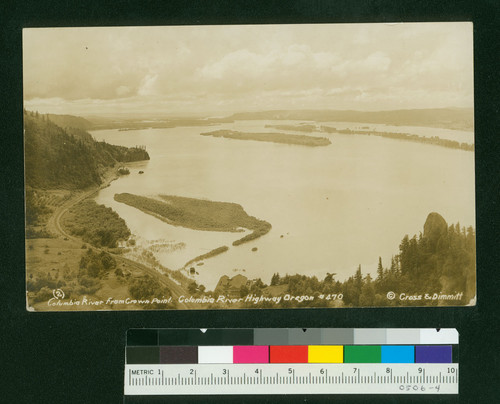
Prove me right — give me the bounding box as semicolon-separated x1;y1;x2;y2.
124;328;458;395
127;344;453;364
127;327;459;346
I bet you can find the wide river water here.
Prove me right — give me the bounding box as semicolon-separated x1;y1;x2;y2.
91;120;475;290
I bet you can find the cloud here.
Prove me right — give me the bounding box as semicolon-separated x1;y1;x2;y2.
23;23;473;115
138;75;159;96
199;49;273;80
116;86;132;96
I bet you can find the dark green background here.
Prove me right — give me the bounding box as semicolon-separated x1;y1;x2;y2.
1;1;499;403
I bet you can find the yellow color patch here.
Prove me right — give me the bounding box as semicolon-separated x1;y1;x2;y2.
308;345;343;363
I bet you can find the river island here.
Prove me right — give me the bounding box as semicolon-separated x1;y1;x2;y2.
114;193;271;247
200;129;331;147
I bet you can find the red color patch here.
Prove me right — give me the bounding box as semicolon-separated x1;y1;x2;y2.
270;345;308;363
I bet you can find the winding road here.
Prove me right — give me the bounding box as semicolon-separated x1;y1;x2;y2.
46;167;193;309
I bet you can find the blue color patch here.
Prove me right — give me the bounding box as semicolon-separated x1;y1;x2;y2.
415;345;452;363
381;345;415;363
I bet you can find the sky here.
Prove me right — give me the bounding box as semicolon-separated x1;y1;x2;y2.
23;23;474;117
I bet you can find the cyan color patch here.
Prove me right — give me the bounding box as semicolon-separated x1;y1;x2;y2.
381;345;415;363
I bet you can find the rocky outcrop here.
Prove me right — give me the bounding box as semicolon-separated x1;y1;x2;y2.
214;274;249;298
423;212;448;248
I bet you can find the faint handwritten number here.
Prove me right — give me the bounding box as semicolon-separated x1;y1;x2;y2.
53;288;65;299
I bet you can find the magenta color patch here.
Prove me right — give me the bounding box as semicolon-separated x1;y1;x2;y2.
233;346;269;363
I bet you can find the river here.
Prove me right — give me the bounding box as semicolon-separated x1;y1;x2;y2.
91;120;475;290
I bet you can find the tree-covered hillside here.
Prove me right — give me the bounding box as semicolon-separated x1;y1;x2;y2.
24;110;150;189
223;212;475;308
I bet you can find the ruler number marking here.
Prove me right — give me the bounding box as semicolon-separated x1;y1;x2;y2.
126;364;458;394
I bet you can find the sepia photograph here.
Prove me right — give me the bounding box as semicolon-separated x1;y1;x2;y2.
23;23;475;311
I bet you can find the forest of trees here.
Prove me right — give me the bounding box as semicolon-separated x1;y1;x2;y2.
63;199;131;248
128;275;176;309
79;248;117;278
24;110;150;241
24;110;150;190
24;111;102;189
25;189;53;238
238;213;475;308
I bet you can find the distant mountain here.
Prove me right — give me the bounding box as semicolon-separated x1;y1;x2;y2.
228;108;474;131
46;113;94;131
24;110;150;189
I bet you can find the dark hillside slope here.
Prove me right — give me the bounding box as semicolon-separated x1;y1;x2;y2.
24;110;149;189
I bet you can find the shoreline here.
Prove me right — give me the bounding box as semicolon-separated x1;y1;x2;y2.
113;192;271;239
28;159;199;310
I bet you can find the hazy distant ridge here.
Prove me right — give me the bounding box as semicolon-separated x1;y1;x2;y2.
42;108;474;132
229;108;473;131
46;113;94;131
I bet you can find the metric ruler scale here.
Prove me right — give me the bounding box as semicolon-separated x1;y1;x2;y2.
125;364;457;394
124;328;458;396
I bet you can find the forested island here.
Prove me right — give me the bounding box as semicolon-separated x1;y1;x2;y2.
200;129;331;147
320;125;473;151
184;246;230;270
113;193;271;247
262;122;473;151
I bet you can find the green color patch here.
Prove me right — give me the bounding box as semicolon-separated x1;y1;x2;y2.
344;345;381;363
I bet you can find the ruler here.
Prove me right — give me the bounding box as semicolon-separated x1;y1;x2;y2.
124;328;458;396
125;363;457;395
